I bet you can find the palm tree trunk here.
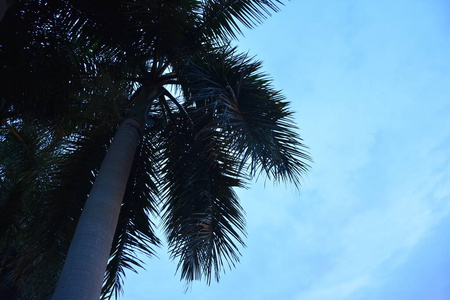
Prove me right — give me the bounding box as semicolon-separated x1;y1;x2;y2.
53;117;143;300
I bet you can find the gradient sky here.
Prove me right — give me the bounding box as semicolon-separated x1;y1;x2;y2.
122;1;450;299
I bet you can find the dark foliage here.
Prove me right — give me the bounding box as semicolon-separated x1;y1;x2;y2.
0;0;310;298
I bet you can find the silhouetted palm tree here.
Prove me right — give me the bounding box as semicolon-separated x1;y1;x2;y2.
0;1;310;299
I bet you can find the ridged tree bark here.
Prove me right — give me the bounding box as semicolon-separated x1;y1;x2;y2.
52;118;143;300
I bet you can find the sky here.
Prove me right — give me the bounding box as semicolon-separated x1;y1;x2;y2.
122;1;450;299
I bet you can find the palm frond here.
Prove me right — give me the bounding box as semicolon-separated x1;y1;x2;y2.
161;112;247;285
181;46;311;187
195;0;283;41
0;122;75;299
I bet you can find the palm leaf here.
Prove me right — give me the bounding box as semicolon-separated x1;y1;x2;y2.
180;46;311;187
194;0;283;41
161;112;247;285
0;122;79;299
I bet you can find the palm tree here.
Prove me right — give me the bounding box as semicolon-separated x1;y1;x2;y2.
1;1;311;299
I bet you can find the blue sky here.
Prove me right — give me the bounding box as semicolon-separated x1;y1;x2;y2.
122;1;450;299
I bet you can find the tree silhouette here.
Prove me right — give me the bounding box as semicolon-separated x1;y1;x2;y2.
0;1;311;299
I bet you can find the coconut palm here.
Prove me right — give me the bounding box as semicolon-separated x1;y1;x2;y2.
1;1;311;299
